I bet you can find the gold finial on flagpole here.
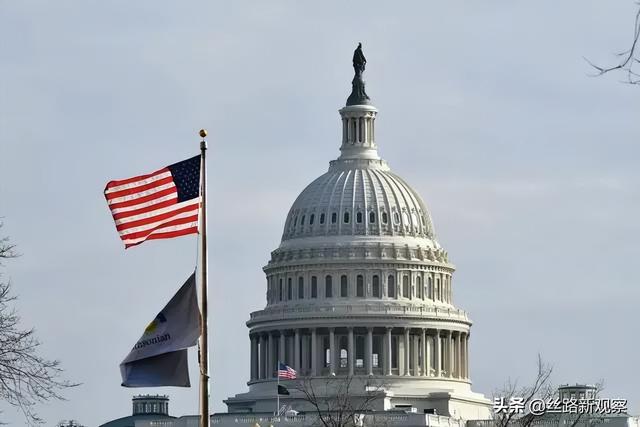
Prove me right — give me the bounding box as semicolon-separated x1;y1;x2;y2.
199;129;208;151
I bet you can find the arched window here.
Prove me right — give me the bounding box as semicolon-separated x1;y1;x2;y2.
382;212;388;224
301;215;305;226
287;278;292;300
428;276;433;299
298;277;304;299
436;278;440;301
294;215;298;226
279;279;283;301
331;212;337;224
417;276;423;299
340;336;348;368
387;275;395;298
325;275;333;298
320;213;325;224
311;276;317;298
343;211;350;223
372;275;380;298
356;212;363;223
341;275;348;297
310;214;315;225
356;275;364;297
403;275;410;299
369;211;375;223
394;212;400;224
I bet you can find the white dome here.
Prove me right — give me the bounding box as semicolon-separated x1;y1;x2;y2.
281;158;437;244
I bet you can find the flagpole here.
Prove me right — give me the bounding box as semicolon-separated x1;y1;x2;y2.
198;129;210;427
276;361;280;416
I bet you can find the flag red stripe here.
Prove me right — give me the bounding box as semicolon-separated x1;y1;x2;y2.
116;203;199;232
111;198;178;221
119;214;199;241
105;167;170;189
107;187;177;210
124;226;199;248
106;176;174;200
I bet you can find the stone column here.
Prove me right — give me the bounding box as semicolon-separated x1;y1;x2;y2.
366;327;374;376
421;329;427;377
385;327;393;375
460;332;466;379
404;328;411;376
456;332;462;379
348;327;355;376
268;332;274;378
329;328;336;375
259;335;266;379
294;329;301;372
466;333;470;379
250;336;257;381
279;331;286;366
311;328;318;376
434;330;441;377
447;330;453;378
412;334;419;376
425;331;431;377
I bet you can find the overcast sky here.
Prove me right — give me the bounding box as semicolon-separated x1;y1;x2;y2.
1;1;639;425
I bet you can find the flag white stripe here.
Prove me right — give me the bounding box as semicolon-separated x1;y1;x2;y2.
105;171;172;194
114;197;200;225
122;221;198;245
118;208;198;236
110;193;178;215
107;182;176;205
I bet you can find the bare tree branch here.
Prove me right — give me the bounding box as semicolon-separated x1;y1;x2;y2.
586;2;640;84
0;224;80;425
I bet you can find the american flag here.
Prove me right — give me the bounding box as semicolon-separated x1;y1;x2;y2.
104;155;201;248
278;362;297;380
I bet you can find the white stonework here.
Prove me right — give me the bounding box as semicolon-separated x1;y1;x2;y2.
223;73;493;423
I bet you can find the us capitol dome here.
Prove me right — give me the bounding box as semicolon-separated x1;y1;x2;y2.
224;44;491;420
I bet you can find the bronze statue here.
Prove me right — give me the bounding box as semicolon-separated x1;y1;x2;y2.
346;42;371;106
353;42;366;77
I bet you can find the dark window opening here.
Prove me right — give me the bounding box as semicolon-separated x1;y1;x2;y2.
356;212;363;223
310;214;315;225
287;278;292;300
382;212;388;224
298;277;304;299
311;276;318;298
341;275;348;297
320;213;325;224
325;275;333;298
331;212;337;224
372;275;380;298
343;212;350;223
387;275;395;298
369;212;375;223
356;275;364;297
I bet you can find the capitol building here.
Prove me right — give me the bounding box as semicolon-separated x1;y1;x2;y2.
221;44;492;424
96;45;640;427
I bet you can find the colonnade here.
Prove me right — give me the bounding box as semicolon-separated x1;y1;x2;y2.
342;115;375;146
249;327;469;382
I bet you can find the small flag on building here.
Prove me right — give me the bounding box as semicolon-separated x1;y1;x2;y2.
278;362;297;380
120;273;201;387
104;155;201;248
277;384;290;395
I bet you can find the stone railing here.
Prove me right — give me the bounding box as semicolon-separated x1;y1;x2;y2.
248;303;469;323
